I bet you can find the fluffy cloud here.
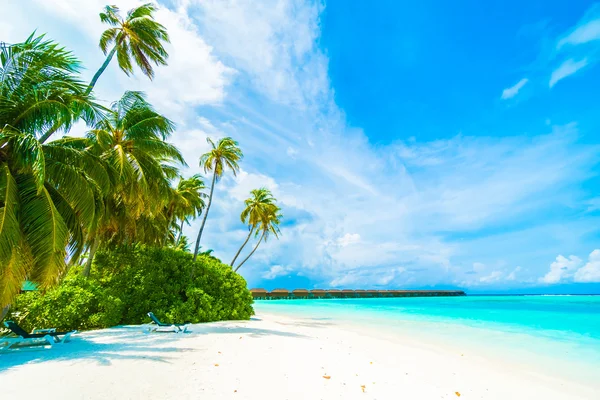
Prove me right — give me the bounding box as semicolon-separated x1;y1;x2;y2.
574;250;600;283
501;78;528;99
540;255;583;283
263;265;293;279
539;250;600;284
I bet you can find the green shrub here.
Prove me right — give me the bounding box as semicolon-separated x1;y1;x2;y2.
8;246;254;331
11;274;123;332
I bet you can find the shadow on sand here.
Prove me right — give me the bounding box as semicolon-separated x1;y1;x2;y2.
0;321;309;373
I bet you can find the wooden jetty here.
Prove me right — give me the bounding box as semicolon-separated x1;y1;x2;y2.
250;288;466;300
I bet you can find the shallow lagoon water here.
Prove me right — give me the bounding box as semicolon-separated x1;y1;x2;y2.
255;295;600;385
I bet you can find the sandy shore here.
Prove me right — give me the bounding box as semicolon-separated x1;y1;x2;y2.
0;312;597;399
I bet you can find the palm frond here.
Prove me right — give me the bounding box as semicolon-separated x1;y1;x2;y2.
18;175;69;289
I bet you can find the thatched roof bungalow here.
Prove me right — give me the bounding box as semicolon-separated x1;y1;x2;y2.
270;288;290;298
292;289;310;298
250;288;268;299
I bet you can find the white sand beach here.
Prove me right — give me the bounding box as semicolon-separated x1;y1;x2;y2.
1;312;597;400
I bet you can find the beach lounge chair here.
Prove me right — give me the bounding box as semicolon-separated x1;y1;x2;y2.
144;312;190;333
0;335;54;352
3;320;76;344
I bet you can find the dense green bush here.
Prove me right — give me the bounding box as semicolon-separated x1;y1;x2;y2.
11;275;123;332
9;246;254;331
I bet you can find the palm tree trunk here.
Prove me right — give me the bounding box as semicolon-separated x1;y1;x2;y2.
176;219;185;245
86;46;118;95
234;230;265;272
193;171;217;261
82;238;100;277
0;305;9;323
162;215;175;247
38;123;61;144
231;227;254;266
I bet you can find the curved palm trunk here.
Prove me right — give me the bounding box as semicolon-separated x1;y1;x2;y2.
234;230;265;273
230;227;254;266
86;46;118;95
176;219;185;245
82;238;100;277
38;124;61;144
0;305;10;323
193;171;217;261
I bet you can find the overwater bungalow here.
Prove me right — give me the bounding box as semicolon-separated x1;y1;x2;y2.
270;288;290;299
250;288;268;299
292;289;309;299
250;288;466;300
326;289;342;298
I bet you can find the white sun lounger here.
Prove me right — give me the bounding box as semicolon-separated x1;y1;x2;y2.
143;312;190;334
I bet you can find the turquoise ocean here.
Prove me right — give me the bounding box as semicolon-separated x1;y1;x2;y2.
254;295;600;385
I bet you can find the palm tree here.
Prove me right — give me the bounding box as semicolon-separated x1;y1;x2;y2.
87;3;169;93
230;188;276;266
0;36;107;307
163;174;206;246
234;206;282;272
81;91;185;276
192;137;243;261
0;33;103;143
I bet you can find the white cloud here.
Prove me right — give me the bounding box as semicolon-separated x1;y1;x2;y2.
480;270;503;283
501;78;528;99
262;264;292;279
228;170;279;202
189;0;329;109
540;255;583;283
574;249;600;283
557;18;600;48
506;266;522;281
337;233;360;247
549;58;588;87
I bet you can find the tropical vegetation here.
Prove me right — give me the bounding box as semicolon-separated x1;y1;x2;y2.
88;3;169;93
193;137;243;261
9;246;254;331
0;3;282;326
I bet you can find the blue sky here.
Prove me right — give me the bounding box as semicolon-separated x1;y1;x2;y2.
2;0;600;293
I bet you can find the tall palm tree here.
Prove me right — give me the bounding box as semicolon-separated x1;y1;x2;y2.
0;35;107;307
234;206;282;272
230;188;276;266
163;174;206;246
81;91;185;276
87;3;169;93
193;137;243;261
